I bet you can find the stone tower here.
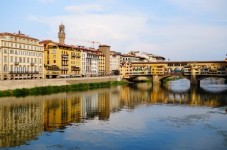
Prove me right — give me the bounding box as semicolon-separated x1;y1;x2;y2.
58;23;65;44
99;45;110;75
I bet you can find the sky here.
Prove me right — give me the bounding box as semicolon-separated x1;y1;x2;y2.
1;0;227;61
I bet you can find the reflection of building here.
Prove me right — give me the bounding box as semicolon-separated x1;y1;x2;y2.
1;84;227;148
98;92;110;120
0;32;44;80
43;93;82;131
81;93;99;118
0;97;44;147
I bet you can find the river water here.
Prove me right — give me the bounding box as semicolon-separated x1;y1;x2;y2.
0;79;227;150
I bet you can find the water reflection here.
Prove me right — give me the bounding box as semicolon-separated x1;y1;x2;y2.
0;80;227;148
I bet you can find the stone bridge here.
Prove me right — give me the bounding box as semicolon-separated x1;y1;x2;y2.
120;60;227;85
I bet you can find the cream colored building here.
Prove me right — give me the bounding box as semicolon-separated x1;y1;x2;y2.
110;51;121;75
0;32;44;80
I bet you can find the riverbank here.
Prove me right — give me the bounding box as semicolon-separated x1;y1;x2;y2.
0;76;121;91
0;81;128;97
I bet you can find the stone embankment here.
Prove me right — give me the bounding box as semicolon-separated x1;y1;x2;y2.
0;76;121;91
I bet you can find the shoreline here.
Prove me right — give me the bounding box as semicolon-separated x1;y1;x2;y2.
0;80;128;98
0;76;121;91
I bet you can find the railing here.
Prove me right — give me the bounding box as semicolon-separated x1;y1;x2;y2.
62;63;69;66
76;55;81;58
62;57;69;60
60;67;68;71
14;62;19;65
9;71;39;74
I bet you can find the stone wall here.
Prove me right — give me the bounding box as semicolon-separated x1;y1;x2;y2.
0;76;121;91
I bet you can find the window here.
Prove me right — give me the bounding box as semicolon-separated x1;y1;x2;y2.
27;58;30;63
4;49;7;54
10;56;13;62
10;49;14;54
10;65;13;71
54;60;56;63
19;57;22;63
4;56;7;62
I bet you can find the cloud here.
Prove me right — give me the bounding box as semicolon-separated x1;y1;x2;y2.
29;13;149;50
166;0;227;15
64;4;107;13
28;2;227;61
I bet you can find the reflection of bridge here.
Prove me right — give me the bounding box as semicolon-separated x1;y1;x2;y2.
120;60;227;85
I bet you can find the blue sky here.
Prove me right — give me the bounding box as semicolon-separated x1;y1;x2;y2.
1;0;227;61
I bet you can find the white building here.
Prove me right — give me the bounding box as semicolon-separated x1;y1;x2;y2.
128;51;165;62
0;32;44;80
110;51;121;75
81;47;99;77
120;54;148;63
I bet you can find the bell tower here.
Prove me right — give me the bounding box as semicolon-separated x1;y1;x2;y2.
58;23;65;44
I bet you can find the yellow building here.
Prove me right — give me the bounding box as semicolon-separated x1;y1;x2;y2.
41;40;82;78
0;32;44;80
97;50;105;76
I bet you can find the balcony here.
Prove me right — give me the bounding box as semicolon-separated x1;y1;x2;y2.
60;67;68;71
9;71;39;74
71;66;80;71
52;71;59;75
76;55;81;58
62;63;69;66
14;62;19;65
62;57;69;61
62;54;69;57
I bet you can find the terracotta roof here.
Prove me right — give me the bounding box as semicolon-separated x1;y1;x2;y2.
40;40;99;52
0;32;39;41
131;61;226;64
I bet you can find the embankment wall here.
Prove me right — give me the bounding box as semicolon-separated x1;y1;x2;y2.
0;76;121;91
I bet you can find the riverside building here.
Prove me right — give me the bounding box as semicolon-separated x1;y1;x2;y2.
41;40;82;78
0;32;44;80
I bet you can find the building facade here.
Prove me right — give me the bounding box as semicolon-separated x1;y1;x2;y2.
0;32;44;80
99;45;110;75
128;51;165;62
81;48;99;77
110;51;121;75
41;40;81;78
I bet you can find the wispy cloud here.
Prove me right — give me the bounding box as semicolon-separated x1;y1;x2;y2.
28;0;227;60
167;0;227;15
64;4;107;13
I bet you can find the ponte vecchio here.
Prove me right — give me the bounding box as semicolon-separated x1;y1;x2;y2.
120;59;227;85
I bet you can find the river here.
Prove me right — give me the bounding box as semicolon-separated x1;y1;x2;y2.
0;79;227;150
